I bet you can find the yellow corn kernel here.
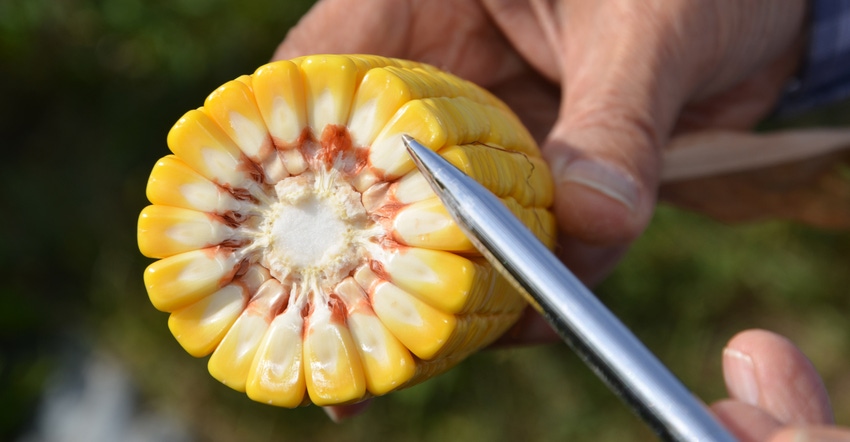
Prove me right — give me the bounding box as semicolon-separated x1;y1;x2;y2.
168;265;267;357
251;60;308;147
334;277;415;395
371;280;457;361
138;205;236;259
302;298;367;405
384;247;480;314
203;79;287;183
167;110;258;192
208;279;286;391
245;306;307;407
391;197;475;252
439;144;554;207
299;55;359;131
145;155;245;214
144;247;241;312
139;54;557;408
168;283;247;357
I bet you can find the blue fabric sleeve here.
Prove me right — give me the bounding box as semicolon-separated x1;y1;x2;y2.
774;0;850;116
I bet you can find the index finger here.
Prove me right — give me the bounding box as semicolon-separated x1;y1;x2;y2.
274;0;411;61
272;0;527;88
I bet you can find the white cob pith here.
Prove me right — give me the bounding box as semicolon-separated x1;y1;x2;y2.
138;54;556;407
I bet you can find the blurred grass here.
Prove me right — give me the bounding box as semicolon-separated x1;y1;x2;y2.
1;0;848;440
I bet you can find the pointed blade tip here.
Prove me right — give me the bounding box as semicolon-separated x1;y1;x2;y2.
402;134;429;169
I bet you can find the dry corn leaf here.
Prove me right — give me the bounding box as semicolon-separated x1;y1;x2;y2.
660;129;850;229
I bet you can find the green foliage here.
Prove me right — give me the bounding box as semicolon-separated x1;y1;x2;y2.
1;1;847;440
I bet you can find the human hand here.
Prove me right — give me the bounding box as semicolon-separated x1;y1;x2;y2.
274;1;812;410
711;329;850;442
275;0;806;288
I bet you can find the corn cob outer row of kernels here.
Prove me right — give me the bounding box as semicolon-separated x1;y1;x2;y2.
137;54;556;407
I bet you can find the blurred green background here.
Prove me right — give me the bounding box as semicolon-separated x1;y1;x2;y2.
1;0;847;440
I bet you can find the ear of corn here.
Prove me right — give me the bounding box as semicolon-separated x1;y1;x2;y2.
137;54;556;407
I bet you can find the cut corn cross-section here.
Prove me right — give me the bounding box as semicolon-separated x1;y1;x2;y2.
137;54;557;407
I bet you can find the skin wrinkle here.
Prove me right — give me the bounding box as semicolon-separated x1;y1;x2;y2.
558;3;679;151
553;98;660;187
757;352;797;424
764;359;831;426
529;0;564;79
692;1;805;100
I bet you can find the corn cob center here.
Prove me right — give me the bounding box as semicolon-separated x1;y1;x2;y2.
253;164;376;296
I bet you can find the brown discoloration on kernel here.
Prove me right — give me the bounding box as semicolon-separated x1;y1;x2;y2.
220;184;258;203
327;294;347;325
317;125;352;165
370;200;405;220
200;245;232;259
365;182;404;231
315;125;371;180
234;152;265;184
369;260;391;283
378;237;407;253
218;211;248;228
207;212;238;229
300;302;312;340
272;127;312;152
257;134;276;164
219;238;247;249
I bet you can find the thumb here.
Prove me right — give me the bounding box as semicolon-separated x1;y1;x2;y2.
543;105;661;246
541;75;669;286
541;3;689;251
542;101;664;284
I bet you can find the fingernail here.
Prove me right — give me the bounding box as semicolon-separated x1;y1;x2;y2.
723;347;760;406
549;155;639;211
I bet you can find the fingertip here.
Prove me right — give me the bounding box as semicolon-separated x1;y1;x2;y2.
722;329;834;426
